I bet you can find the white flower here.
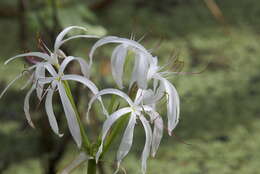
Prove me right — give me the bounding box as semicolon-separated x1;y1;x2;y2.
35;59;102;148
0;26;100;147
89;36;153;89
87;88;163;174
1;26;98;100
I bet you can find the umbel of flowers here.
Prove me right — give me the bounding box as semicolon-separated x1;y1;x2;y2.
0;26;180;174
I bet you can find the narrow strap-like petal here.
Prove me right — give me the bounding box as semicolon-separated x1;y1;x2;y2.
24;84;36;128
4;52;50;65
141;105;163;157
0;73;23;99
58;82;82;148
43;63;58;77
89;36;152;67
116;113;136;170
59;56;90;77
96;107;132;162
87;88;134;119
35;64;46;99
134;53;149;89
150;112;163;157
61;152;93;174
139;116;152;174
161;78;180;135
111;44;128;89
45;84;63;137
59;35;99;47
62;74;99;94
54;26;87;52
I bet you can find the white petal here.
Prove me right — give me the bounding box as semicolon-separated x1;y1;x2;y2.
20;74;34;90
89;36;152;67
61;74;98;94
62;75;108;119
54;26;87;52
116;113;136;167
45;85;63;137
4;52;50;65
149;112;163;157
111;45;128;89
161;78;180;135
139;116;152;174
24;84;36;128
43;63;58;77
0;73;23;99
95;107;132;162
135;53;149;89
61;152;92;174
87;89;134;119
35;64;46;99
58;82;82;148
59;35;99;47
59;56;90;77
37;77;55;85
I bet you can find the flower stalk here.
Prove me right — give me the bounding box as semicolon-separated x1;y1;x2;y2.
87;159;97;174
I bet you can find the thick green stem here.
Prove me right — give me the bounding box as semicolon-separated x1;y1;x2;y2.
87;159;97;174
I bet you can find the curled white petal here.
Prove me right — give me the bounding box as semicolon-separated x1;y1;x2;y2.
35;64;46;99
59;56;90;77
24;84;36;128
45;84;63;137
59;35;99;47
116;113;136;168
161;78;180;135
4;52;50;65
54;26;87;52
58;82;82;148
139;116;152;174
87;88;134;119
61;74;98;94
133;53;149;89
111;45;128;89
96;107;132;162
61;152;93;174
149;112;163;157
43;63;58;77
89;36;152;67
0;73;23;99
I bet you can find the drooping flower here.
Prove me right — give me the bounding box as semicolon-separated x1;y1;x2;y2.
87;88;163;174
0;26;100;147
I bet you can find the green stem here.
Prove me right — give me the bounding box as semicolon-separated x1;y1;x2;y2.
87;159;97;174
62;80;91;153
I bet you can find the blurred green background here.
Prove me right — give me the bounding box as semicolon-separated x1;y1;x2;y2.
0;0;260;174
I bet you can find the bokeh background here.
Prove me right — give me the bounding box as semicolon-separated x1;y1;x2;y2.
0;0;260;174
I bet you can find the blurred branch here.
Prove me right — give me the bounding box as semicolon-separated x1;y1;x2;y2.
18;0;28;50
0;8;19;18
89;0;114;10
203;0;230;34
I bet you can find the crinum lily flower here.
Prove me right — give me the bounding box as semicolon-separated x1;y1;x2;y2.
32;57;103;148
89;36;154;89
1;26;98;100
86;88;163;174
0;26;100;147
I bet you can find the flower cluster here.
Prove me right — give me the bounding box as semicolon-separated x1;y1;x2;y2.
0;26;180;174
